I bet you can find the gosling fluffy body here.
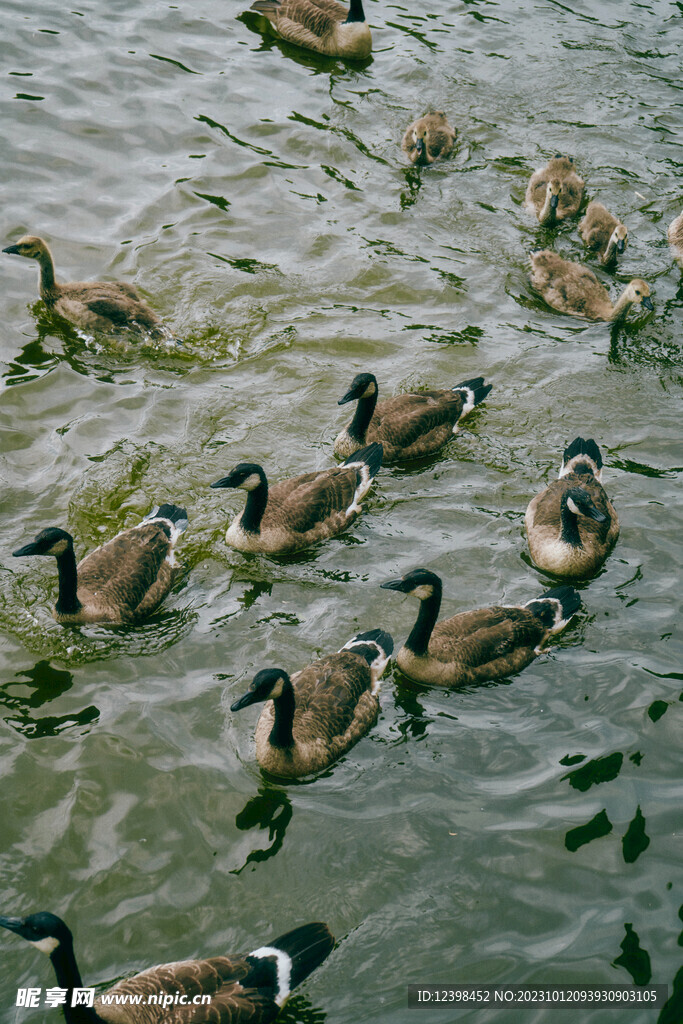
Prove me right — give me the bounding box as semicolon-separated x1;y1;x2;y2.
668;211;683;265
231;629;393;777
335;373;491;463
0;911;335;1024
526;437;620;579
579;201;628;265
12;504;188;625
381;569;580;687
250;0;371;58
525;155;585;224
3;235;162;335
402;112;457;166
529;249;653;320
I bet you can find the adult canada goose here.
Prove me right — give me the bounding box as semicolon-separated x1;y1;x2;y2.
401;112;457;166
0;911;334;1024
381;569;580;687
231;628;393;777
526;437;619;579
524;155;585;224
210;443;382;554
335;372;492;463
3;235;162;336
529;249;654;321
249;0;371;58
668;210;683;265
12;504;188;625
579;201;628;265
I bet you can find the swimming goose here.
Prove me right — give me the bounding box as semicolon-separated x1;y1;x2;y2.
210;443;382;553
0;912;334;1024
231;628;393;777
668;211;683;265
12;504;188;625
526;437;619;579
3;235;162;335
579;201;628;265
335;373;491;463
529;249;654;320
401;112;457;166
381;568;580;687
250;0;371;58
525;155;585;224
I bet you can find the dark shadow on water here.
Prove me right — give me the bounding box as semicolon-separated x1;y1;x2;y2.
0;660;99;737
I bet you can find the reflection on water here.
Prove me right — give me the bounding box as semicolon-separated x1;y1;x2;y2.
0;660;98;737
231;785;293;874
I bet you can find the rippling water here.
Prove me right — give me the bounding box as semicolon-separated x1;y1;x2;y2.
1;0;682;1021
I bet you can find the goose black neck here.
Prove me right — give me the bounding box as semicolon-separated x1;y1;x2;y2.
38;250;58;302
559;495;582;548
55;547;83;616
405;582;442;658
241;478;268;535
345;0;365;23
268;679;296;750
49;943;99;1023
348;390;377;444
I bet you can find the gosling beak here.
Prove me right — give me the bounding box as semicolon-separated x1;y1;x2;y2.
12;541;42;557
2;245;21;256
380;578;409;592
415;138;424;155
550;194;559;210
231;690;262;712
616;238;626;254
641;296;654;311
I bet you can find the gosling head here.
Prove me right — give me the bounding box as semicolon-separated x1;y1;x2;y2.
338;372;378;406
611;223;628;255
0;912;73;956
412;121;430;161
3;235;50;261
625;279;654;311
13;527;74;559
564;488;607;523
210;463;267;491
381;567;442;601
546;179;562;210
231;668;291;711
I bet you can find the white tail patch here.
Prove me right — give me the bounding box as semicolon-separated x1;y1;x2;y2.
249;945;292;1005
454;386;476;421
340;636;391;690
345;462;372;518
559;455;601;482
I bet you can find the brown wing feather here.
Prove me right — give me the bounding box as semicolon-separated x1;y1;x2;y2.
370;391;464;457
76;523;172;620
264;466;359;535
431;606;545;668
265;0;342;35
291;652;373;742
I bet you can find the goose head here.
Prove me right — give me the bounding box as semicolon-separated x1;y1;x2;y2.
381;567;441;602
610;223;628;255
624;279;653;310
564;488;607;522
211;463;267;491
338;372;378;406
546;179;562;211
13;527;74;559
0;912;73;956
3;235;50;261
231;668;291;711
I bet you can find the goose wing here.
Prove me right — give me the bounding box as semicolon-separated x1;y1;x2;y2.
253;0;344;35
432;606;543;667
265;466;362;534
373;391;463;450
76;523;172;616
292;652;373;741
529;476;617;543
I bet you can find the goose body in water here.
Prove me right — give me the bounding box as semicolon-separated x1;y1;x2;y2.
13;504;188;625
381;568;580;687
0;911;334;1024
525;155;584;225
669;210;683;266
529;249;653;320
210;443;382;553
401;112;457;166
579;201;628;265
231;629;393;777
250;0;371;58
526;437;619;579
3;235;163;336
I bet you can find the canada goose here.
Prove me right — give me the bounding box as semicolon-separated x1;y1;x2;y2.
0;911;334;1024
12;504;188;625
210;443;382;554
525;155;585;224
231;628;393;777
668;210;683;265
249;0;371;58
401;112;457;166
526;437;619;579
579;201;628;265
529;249;654;321
335;373;492;463
3;235;162;336
380;569;580;687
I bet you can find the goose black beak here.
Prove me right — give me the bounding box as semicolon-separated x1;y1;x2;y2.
2;245;21;256
338;388;358;406
642;296;654;311
0;916;26;936
12;541;41;557
617;238;626;254
210;476;234;489
380;578;408;592
231;690;261;712
587;507;607;523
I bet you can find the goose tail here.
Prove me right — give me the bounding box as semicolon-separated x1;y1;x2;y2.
526;586;581;634
144;503;189;543
340;628;394;686
342;441;383;478
560;437;603;481
247;922;335;1005
452;376;493;418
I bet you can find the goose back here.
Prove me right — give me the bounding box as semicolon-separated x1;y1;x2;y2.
250;0;371;57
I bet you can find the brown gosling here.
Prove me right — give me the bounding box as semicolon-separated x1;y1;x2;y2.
0;912;334;1024
529;249;653;321
381;569;581;687
231;629;393;777
526;437;620;580
249;0;371;58
579;201;628;265
525;155;585;225
668;210;683;265
3;234;163;336
401;111;457;166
